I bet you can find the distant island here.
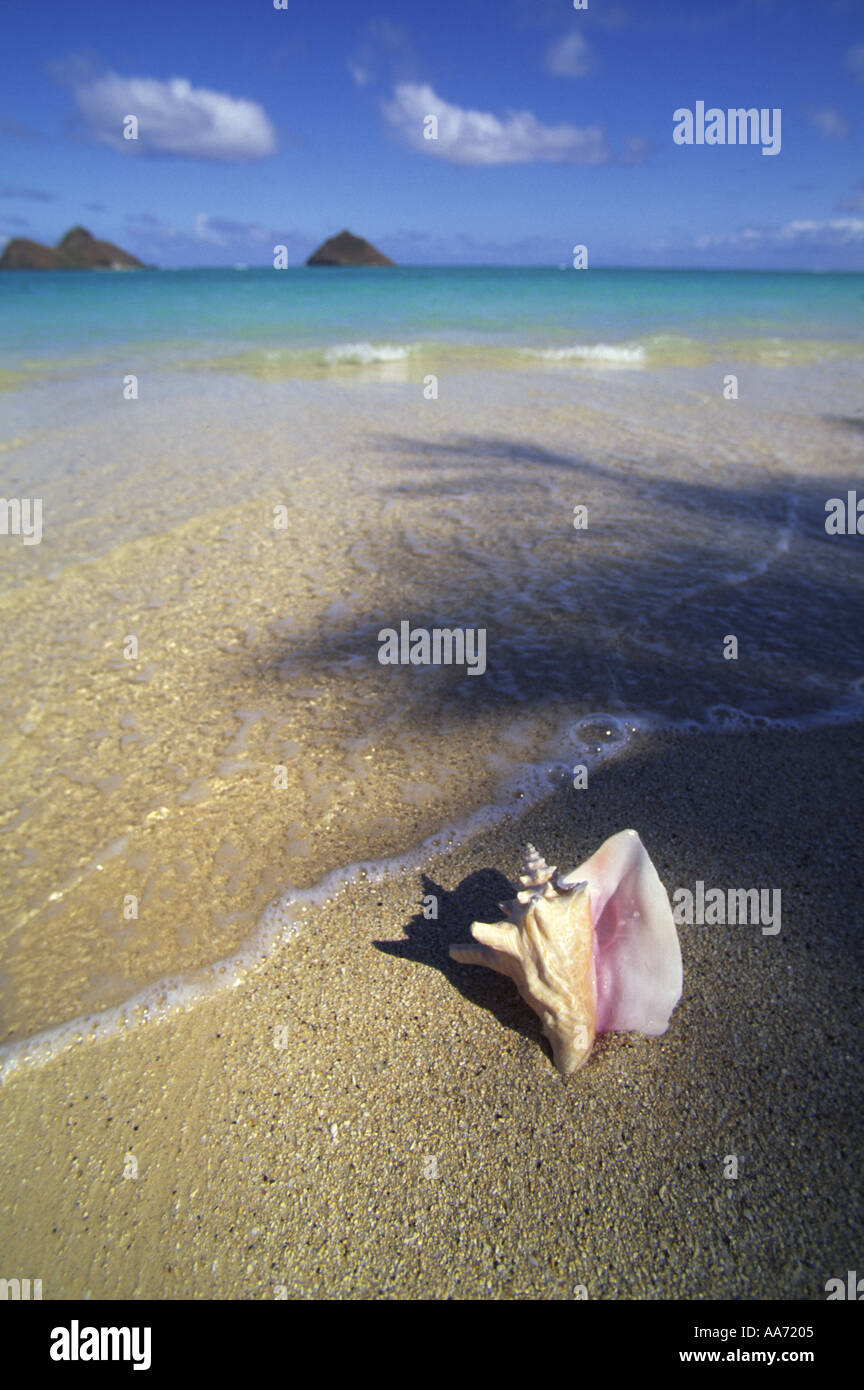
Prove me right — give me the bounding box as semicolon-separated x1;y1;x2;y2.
306;230;395;267
0;226;147;271
0;224;396;270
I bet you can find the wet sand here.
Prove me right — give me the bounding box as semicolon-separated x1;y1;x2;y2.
1;722;860;1299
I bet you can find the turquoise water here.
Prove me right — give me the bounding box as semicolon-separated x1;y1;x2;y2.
2;267;863;370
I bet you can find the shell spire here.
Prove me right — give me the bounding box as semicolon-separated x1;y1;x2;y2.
521;843;557;888
451;846;596;1075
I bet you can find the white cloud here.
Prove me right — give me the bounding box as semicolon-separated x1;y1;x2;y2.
546;33;595;78
696;219;864;249
193;213;277;245
194;212;225;245
845;44;864;81
72;72;277;161
348;61;373;88
381;82;609;166
118;212;307;265
347;21;415;89
808;107;851;138
773;218;864;244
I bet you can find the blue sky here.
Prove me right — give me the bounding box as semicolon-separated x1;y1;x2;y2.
1;0;862;268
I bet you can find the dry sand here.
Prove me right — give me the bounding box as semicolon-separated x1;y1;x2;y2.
1;722;861;1300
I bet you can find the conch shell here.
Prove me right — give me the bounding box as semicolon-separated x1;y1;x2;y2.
449;830;683;1075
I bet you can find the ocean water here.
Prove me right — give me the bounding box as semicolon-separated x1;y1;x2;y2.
3;266;864;375
1;266;863;1065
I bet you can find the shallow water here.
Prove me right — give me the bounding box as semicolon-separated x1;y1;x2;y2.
1;271;863;1058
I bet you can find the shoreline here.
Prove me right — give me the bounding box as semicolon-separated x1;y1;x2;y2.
1;696;859;1075
1;721;861;1300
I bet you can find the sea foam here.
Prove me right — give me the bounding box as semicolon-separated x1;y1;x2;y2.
323;342;417;365
527;343;646;365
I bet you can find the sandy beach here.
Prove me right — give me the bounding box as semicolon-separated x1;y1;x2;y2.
3;0;864;1317
1;720;860;1300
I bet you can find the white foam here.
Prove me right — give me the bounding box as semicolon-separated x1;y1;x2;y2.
701;693;864;734
720;493;799;587
323;342;416;365
527;343;646;366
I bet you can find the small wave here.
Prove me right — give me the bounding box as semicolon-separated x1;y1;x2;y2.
323;342;417;365
0;713;643;1080
526;343;646;366
4;693;863;1079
